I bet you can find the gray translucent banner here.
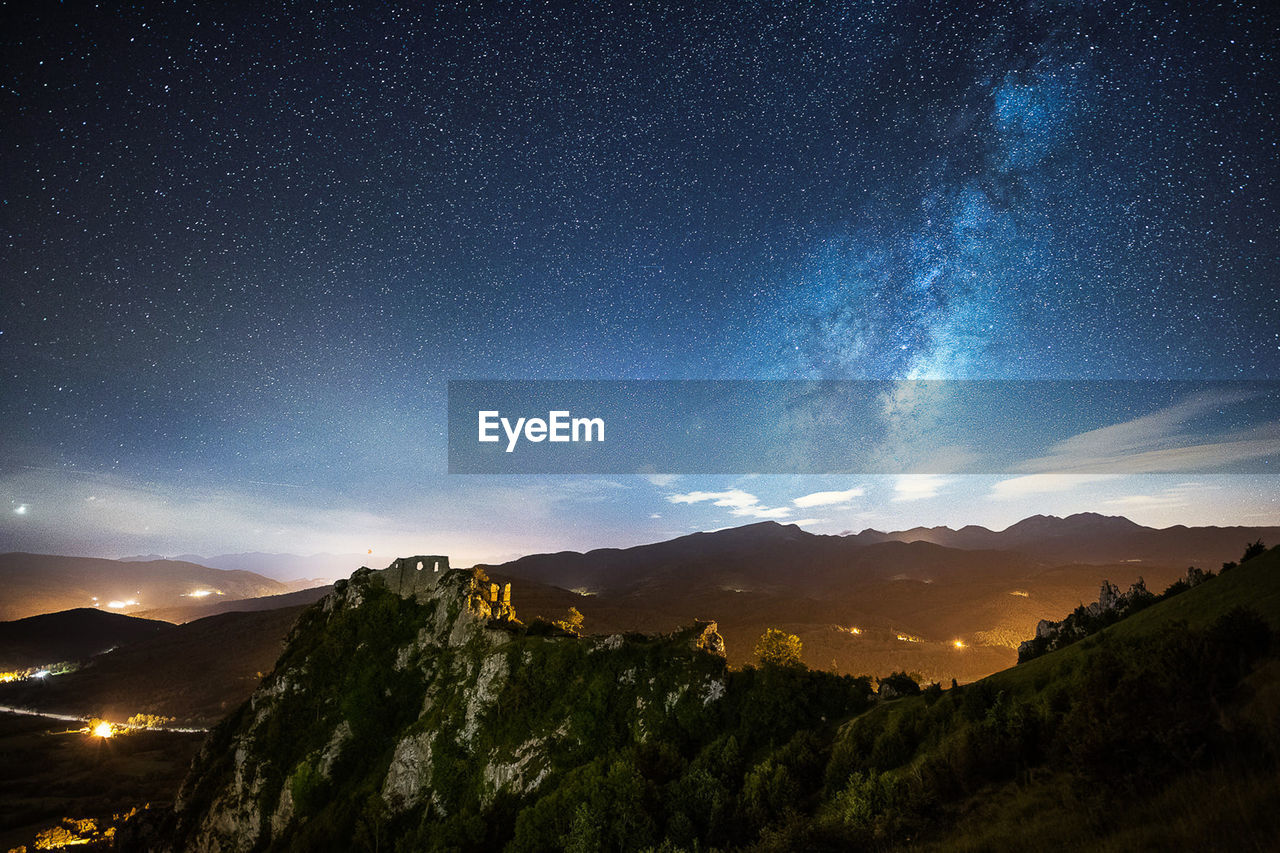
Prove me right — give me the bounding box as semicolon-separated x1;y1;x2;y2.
447;380;1280;475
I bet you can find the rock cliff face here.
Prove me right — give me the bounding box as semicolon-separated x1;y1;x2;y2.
1018;575;1179;661
169;559;732;851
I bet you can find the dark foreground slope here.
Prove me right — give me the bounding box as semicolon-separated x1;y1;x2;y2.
150;547;1279;852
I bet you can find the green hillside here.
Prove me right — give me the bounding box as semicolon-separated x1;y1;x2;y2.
804;544;1280;851
995;541;1280;694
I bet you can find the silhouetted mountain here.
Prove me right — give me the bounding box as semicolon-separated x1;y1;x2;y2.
482;514;1272;598
0;608;174;670
0;606;305;725
480;520;818;595
0;553;289;621
849;512;1279;564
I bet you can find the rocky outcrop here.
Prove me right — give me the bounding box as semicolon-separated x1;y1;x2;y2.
168;558;730;852
1018;577;1159;662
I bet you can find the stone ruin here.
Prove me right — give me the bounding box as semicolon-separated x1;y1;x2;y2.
482;579;515;621
380;555;451;598
372;554;516;621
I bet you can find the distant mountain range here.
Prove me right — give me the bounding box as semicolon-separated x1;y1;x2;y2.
108;514;1280;592
475;514;1278;680
847;512;1280;565
118;551;369;583
481;514;1280;597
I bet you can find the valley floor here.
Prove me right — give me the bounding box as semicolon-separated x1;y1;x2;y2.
0;711;201;852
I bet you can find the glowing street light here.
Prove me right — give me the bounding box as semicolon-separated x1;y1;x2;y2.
953;639;966;649
92;721;114;738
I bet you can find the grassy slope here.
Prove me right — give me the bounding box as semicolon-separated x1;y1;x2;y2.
843;545;1280;851
989;543;1280;696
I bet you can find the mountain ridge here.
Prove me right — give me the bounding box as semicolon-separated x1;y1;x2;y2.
480;513;1279;595
0;607;174;670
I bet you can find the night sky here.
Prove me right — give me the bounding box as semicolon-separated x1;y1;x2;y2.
2;1;1277;563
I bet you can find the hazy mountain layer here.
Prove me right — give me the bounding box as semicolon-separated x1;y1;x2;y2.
0;553;289;621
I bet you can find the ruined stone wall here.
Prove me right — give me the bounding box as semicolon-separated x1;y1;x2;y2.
378;555;451;599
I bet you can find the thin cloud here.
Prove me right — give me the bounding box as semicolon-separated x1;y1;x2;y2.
666;489;793;519
733;505;794;519
1020;389;1280;474
1103;482;1215;511
793;487;865;508
667;489;760;509
1104;493;1191;510
892;474;949;502
990;473;1117;500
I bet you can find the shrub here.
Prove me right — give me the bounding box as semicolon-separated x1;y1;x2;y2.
878;671;922;698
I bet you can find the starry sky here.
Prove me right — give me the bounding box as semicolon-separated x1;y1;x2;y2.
2;1;1277;563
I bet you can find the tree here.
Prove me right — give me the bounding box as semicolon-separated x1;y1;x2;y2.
754;628;804;668
554;606;585;636
1242;539;1267;563
125;713;174;729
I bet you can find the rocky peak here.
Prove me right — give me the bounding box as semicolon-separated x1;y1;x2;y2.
167;556;734;852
